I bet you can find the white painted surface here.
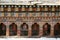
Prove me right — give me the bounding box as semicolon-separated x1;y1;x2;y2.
0;38;59;40
0;0;60;5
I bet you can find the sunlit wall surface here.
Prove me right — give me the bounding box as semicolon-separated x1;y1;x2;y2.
0;0;60;5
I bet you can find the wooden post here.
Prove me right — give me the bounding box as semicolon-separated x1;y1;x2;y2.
17;25;20;37
6;24;9;37
39;24;43;37
50;25;54;37
28;24;32;37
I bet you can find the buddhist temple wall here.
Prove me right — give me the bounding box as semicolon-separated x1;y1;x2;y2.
0;5;60;37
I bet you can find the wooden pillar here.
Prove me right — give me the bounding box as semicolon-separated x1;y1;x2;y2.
6;24;9;37
28;24;32;37
39;24;43;37
50;25;54;37
17;25;20;37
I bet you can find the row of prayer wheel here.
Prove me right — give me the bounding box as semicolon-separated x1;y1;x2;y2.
0;5;60;12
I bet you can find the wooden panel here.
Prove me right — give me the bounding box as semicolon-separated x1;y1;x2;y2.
11;7;15;11
55;6;59;11
48;7;52;11
32;7;37;11
25;8;29;11
4;7;8;11
18;8;22;11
